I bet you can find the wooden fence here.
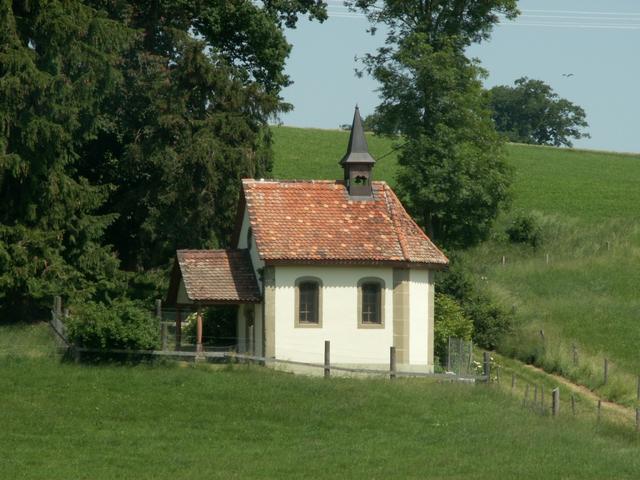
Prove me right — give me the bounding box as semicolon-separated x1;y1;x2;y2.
48;296;487;383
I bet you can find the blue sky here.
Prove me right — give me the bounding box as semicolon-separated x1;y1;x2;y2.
280;0;640;153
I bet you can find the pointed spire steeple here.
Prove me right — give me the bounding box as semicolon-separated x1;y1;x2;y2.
340;105;376;166
340;106;376;198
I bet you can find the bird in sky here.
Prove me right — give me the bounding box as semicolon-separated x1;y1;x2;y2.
562;73;575;77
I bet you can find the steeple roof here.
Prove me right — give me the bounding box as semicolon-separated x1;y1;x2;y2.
339;106;376;165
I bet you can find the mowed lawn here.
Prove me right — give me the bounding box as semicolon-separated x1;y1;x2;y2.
2;351;640;479
273;126;640;374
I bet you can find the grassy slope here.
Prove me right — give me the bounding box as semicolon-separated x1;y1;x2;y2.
2;347;640;479
272;126;640;378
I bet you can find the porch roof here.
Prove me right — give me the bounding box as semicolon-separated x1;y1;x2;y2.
166;249;261;305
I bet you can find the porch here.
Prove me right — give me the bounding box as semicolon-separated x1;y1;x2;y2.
165;249;262;353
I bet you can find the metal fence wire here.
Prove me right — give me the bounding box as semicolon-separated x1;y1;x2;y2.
445;337;475;376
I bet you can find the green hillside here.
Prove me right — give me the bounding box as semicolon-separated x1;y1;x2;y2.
272;126;640;401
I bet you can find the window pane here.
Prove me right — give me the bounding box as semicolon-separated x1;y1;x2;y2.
299;282;319;324
362;283;381;324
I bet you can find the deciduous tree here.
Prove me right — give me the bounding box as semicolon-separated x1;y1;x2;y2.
352;1;516;249
488;77;590;147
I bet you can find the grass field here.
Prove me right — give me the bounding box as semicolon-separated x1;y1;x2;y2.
2;324;640;479
272;126;640;395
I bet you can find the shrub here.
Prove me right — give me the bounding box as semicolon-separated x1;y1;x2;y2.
434;293;473;361
437;254;512;350
505;211;542;247
66;298;158;350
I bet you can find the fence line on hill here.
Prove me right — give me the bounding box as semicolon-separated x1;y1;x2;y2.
47;296;487;383
47;296;640;432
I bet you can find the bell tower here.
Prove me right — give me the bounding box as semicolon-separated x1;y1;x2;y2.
340;106;376;198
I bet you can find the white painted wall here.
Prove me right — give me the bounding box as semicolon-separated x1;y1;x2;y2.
409;269;430;366
236;207;264;291
274;265;394;365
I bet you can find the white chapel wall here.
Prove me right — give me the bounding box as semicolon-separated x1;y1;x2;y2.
273;265;394;365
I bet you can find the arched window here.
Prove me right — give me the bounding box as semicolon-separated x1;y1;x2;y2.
358;278;385;328
295;277;322;327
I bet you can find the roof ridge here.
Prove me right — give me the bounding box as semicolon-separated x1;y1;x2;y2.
242;178;389;185
382;184;410;261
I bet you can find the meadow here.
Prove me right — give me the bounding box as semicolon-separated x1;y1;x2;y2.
272;126;640;400
2;324;640;480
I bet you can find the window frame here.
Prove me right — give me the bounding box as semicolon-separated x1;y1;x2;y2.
294;276;323;328
357;277;385;329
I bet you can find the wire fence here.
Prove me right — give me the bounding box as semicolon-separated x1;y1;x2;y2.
46;297;488;382
444;336;475;376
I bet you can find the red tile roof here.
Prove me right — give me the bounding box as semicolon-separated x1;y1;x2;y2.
242;179;448;267
170;250;261;304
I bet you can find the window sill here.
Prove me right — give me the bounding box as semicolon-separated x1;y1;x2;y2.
358;322;385;329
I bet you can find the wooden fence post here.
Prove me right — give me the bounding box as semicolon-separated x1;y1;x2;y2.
571;394;576;416
54;296;62;318
572;344;578;366
248;325;255;356
161;323;168;351
603;358;609;385
511;373;516;391
175;307;182;351
447;336;452;372
483;352;490;381
545;253;550;265
636;408;640;433
501;255;506;266
597;399;602;423
196;307;203;354
552;388;560;417
390;346;397;380
324;340;330;378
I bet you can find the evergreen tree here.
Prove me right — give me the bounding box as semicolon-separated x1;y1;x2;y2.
0;1;327;316
79;0;327;269
0;1;132;317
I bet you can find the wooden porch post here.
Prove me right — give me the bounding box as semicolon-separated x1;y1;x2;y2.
175;307;182;351
196;305;203;353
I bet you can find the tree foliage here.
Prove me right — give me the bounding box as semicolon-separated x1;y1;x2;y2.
488;77;590;147
352;1;517;249
349;0;518;50
433;293;473;362
437;255;512;350
0;1;326;317
0;1;131;317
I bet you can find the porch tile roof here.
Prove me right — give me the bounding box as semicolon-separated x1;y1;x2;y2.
242;179;448;267
175;249;260;303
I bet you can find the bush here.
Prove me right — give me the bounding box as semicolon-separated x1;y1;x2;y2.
434;293;473;361
66;298;158;350
505;211;542;247
437;255;512;350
